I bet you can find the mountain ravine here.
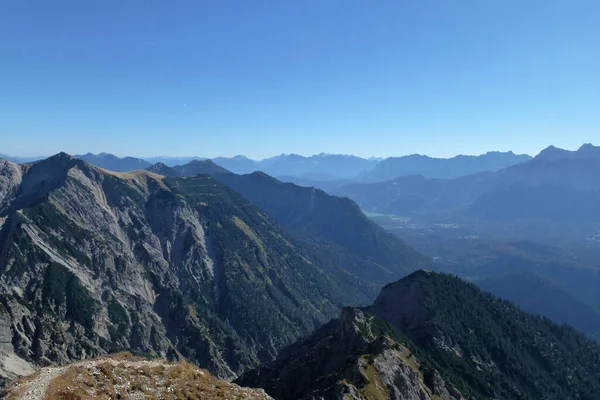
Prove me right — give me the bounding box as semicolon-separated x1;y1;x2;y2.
0;153;377;385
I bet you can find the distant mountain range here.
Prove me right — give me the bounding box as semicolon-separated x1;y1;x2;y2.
535;142;600;162
335;143;600;235
0;154;45;163
1;150;533;182
143;156;207;166
211;153;381;179
355;151;532;182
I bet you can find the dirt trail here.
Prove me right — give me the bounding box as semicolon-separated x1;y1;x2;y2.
8;364;67;400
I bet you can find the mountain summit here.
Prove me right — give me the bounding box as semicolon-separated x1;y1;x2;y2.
146;159;231;177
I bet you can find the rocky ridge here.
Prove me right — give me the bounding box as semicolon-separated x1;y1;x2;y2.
0;153;373;386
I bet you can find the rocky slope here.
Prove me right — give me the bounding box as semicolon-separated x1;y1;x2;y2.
0;153;375;386
5;353;272;400
237;308;463;400
241;271;600;400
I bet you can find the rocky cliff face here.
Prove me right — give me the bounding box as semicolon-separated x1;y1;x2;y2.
237;308;463;400
0;153;372;386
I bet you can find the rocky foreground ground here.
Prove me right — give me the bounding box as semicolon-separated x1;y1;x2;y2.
4;353;273;400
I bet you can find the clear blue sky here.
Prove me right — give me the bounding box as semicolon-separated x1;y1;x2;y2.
1;1;598;159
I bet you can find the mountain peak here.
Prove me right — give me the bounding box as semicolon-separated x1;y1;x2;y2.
41;152;83;170
382;269;433;288
145;162;178;177
578;143;597;151
245;171;282;183
576;143;600;158
145;159;231;177
534;145;572;160
53;151;75;160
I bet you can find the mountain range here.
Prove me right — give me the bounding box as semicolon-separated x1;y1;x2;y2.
0;152;424;387
354;151;532;182
2;146;600;399
335;143;600;239
0;154;45;164
212;154;381;180
2;150;533;183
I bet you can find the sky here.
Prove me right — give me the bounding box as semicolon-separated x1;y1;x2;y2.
1;1;599;159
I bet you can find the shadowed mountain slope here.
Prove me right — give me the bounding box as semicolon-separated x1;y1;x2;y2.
214;171;430;285
478;272;600;341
